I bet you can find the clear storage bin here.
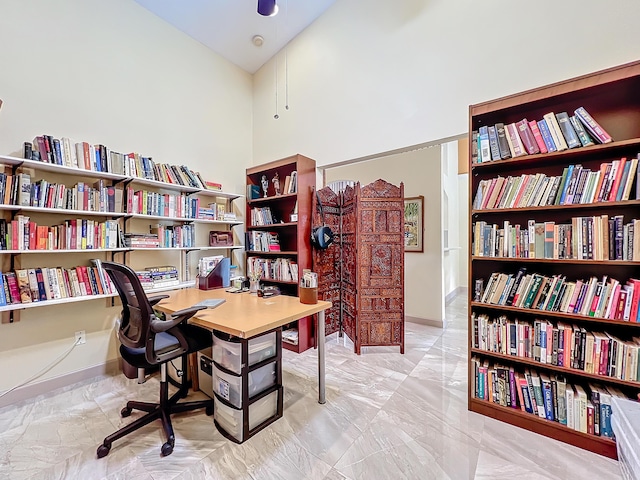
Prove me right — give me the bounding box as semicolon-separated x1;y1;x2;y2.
213;362;276;408
212;331;277;374
197;351;214;398
214;390;279;442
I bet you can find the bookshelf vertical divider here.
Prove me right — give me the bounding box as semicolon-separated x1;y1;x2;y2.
468;60;640;459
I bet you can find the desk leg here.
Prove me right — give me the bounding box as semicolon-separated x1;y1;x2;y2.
318;310;326;404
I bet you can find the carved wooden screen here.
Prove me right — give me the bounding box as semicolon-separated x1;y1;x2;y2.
313;180;404;354
312;187;342;336
339;185;357;345
355;179;405;354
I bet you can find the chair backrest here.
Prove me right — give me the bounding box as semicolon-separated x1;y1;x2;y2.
101;261;155;350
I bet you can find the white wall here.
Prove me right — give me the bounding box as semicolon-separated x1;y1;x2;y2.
0;0;253;396
458;173;469;289
253;0;640;166
324;146;444;325
441;141;459;301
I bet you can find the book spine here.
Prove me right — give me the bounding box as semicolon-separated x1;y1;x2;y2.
537;119;557;153
528;120;548;154
516;119;540;155
574;107;613;143
555;112;581;149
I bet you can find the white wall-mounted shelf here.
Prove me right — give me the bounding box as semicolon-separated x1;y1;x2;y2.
0;248;129;254
0;292;118;312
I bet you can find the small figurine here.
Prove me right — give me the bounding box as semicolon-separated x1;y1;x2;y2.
272;172;281;196
261;174;269;197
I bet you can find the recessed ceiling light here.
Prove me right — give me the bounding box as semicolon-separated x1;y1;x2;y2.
252;35;264;47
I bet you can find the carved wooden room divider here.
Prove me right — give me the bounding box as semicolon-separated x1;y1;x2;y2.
312;179;404;354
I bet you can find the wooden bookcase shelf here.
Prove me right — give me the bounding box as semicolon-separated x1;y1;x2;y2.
472;199;640;215
472;257;640;266
469;398;617;459
468;60;640;459
246;155;316;353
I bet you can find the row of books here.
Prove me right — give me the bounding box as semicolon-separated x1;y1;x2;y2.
473;313;640;382
250;207;277;226
473;107;612;164
248;257;298;283
477;270;640;322
473;157;640;211
136;266;179;290
0;217;120;251
0;261;114;306
2;174;124;213
125;188;201;219
472;357;626;438
247;231;280;252
473;216;640;261
149;223;196;248
25;136;220;190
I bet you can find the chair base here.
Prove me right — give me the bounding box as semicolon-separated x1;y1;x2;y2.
97;374;213;458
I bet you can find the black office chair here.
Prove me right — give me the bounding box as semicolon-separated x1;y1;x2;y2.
96;261;213;458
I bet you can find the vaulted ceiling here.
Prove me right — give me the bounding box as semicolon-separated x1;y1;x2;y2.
134;0;337;74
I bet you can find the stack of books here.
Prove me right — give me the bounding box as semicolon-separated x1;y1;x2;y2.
124;233;159;248
136;266;179;290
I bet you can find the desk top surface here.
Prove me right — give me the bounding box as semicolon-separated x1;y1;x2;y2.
155;288;331;338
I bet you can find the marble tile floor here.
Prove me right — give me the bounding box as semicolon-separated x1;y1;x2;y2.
0;296;623;480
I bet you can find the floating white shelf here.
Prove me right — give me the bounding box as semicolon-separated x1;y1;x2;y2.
0;292;118;312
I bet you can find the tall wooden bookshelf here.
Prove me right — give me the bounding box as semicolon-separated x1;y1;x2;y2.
246;154;316;353
468;60;640;459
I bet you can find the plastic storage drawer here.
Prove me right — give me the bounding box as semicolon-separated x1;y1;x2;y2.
213;362;276;408
212;331;277;374
214;390;279;442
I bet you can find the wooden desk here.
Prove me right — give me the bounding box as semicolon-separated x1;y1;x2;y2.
156;288;332;404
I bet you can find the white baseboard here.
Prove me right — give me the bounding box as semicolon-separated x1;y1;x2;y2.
0;359;120;409
405;315;443;328
445;286;468;305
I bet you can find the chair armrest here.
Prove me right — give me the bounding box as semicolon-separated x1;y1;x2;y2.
148;294;170;307
149;305;207;333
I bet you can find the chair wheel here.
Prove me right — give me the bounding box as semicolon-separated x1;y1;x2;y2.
97;443;111;458
161;442;174;456
121;407;132;417
205;404;214;416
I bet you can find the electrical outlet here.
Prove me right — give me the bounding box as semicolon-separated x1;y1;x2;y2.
75;330;86;345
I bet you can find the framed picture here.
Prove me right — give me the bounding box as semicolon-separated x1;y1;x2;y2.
404;196;424;252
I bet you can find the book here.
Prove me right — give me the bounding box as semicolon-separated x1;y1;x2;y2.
494;123;512;160
574;107;613;144
505;123;526;157
528;120;548;154
555;112;581;149
569;115;595;147
543;112;568;151
478;126;491;163
515;119;540;155
15;269;32;303
536;119;557;153
487;125;501;161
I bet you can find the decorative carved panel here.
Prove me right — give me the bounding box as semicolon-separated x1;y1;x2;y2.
313;179;404;354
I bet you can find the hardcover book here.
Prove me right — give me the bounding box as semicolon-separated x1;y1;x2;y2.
574;107;613;144
515;119;540;155
494;123;512;160
555;112;581;149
